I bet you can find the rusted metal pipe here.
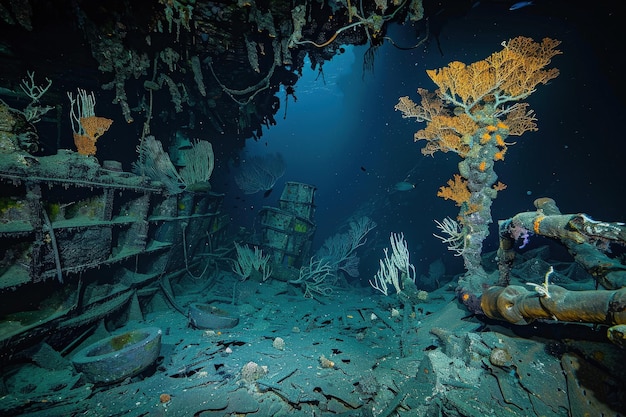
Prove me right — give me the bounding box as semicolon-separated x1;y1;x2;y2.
481;284;626;326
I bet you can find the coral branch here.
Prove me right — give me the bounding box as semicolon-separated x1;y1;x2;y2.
427;37;561;111
437;174;470;206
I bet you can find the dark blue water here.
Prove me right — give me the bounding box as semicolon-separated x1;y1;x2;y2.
220;1;623;280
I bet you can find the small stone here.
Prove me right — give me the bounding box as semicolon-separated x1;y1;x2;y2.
241;361;268;383
489;347;512;367
319;354;335;369
272;337;285;350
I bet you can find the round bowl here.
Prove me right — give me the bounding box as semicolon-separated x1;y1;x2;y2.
71;327;162;385
188;303;239;329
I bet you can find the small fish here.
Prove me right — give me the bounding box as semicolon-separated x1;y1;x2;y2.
509;1;533;10
360;166;367;172
393;181;416;192
263;188;273;198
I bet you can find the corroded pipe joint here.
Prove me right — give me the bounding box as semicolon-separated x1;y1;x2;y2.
480;285;542;325
481;285;626;326
539;285;615;323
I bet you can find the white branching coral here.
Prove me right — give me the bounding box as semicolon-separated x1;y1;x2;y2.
433;217;467;256
369;232;416;296
179;139;214;188
291;216;377;298
526;266;553;298
232;242;272;281
290;257;336;298
20;71;53;123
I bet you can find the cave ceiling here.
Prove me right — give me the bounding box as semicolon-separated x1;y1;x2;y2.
0;0;429;159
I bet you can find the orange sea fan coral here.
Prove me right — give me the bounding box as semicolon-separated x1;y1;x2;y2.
503;103;537;136
395;88;446;122
427;60;497;106
427;36;560;110
437;174;470;206
488;37;561;99
395;96;421;118
415;113;477;156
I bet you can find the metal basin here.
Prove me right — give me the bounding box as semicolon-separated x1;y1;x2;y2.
71;327;162;385
188;303;239;329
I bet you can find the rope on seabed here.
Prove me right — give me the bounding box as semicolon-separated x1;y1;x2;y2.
182;221;210;280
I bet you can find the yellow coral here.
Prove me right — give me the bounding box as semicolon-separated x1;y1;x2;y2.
437;174;470;206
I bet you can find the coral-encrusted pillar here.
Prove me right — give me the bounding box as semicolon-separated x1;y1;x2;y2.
455;127;502;291
395;37;561;296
